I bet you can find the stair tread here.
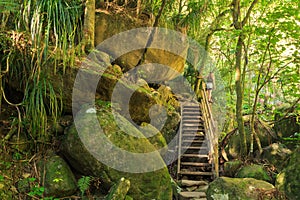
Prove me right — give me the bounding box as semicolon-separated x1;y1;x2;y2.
180;171;213;175
182;133;205;137
183;119;203;122
182;154;209;158
181;162;210;166
182;140;205;143
181;146;207;150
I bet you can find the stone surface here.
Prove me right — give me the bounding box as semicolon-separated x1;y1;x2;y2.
261;143;292;170
206;177;275;200
95;13;188;82
179;191;206;200
105;178;130;200
276;146;300;199
61;102;172;199
39;155;77;197
179;180;208;187
223;160;243;177
274;113;300;138
235;164;271;182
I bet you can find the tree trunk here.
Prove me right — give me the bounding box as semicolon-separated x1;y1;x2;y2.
232;0;259;157
83;0;95;52
235;35;247;156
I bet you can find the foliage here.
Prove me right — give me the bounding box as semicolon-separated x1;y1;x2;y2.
0;0;83;147
78;176;91;196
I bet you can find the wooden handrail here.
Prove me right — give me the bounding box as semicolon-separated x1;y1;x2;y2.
198;80;219;178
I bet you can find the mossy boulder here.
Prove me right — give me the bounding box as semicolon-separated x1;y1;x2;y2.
276;146;300;199
225;116;277;159
206;177;275;200
235;164;271;182
261;143;292;171
139;122;167;152
274;113;300;138
61;104;172;199
105;178;130;200
95;13;188;82
223;160;243;177
39;155;77;197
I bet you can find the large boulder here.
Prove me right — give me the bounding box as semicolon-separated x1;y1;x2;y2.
61;103;172;199
39;154;77;197
261;143;292;171
95;13;188;82
223;160;243;177
235;164;271;182
276;147;300;199
105;178;130;200
225;116;277;159
274;113;300;138
206;177;275;200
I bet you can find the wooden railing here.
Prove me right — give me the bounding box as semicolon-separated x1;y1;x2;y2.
198;80;219;178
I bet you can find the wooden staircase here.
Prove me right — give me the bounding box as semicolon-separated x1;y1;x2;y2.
176;102;214;199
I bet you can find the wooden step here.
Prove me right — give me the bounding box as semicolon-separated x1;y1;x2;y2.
179;171;213;176
181;133;205;137
181;162;210;167
183;112;202;115
182;140;205;143
181;146;207;150
183;119;203;123
181;154;209;158
183;115;202;118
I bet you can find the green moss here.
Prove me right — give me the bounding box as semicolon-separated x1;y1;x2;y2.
207;177;275;200
236;164;271;182
61;104;173;199
276;147;300;199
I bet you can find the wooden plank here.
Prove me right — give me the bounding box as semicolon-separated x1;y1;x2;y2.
182;154;208;158
179;171;213;176
181;162;210;167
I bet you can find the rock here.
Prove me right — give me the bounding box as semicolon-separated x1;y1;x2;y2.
276;146;300;199
161;111;181;143
235;164;271;182
179;180;208;187
61;103;172;199
274;113;300;138
95;13;188;82
261;143;292;170
223;160;242;177
39;155;77;197
139;122;167;153
225;118;277;159
179;191;206;200
105;178;130;200
206;177;275;200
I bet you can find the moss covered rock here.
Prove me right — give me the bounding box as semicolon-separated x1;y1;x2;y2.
276;147;300;199
39;155;77;197
105;178;130;200
95;13;188;82
223;160;243;177
61;104;172;199
235;164;271;182
206;177;275;200
261;143;292;171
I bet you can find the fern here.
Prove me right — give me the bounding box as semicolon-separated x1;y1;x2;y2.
78;176;91;196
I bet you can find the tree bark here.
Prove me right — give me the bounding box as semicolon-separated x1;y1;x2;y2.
83;0;95;52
